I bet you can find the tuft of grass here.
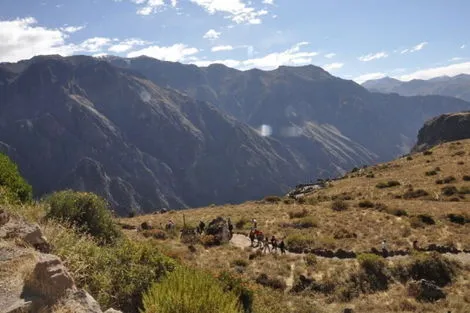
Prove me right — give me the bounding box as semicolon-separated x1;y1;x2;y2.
288;208;309;219
425;170;438;176
358;200;374;208
375;180;401;189
435;176;457;184
255;273;287;291
231;259;249;268
423;150;433;156
141;266;240;313
331;200;349;211
264;196;282;203
441;186;458;196
403;189;429;199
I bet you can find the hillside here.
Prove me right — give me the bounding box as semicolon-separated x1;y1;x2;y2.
122;139;470;313
0;55;306;215
363;74;470;102
108;56;470;162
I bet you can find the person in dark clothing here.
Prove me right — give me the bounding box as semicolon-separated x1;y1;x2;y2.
198;220;205;234
249;229;255;247
279;239;286;254
271;236;278;253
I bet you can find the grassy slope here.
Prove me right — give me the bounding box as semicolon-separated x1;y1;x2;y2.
122;139;470;313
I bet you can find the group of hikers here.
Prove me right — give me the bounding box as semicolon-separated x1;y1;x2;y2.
248;219;286;254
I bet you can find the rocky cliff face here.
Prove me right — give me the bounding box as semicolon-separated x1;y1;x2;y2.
413;111;470;152
0;56;305;215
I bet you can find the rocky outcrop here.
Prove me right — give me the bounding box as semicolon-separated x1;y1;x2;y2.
205;217;231;244
413;111;470;152
0;212;122;313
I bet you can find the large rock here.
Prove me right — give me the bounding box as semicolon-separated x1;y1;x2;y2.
25;254;76;304
59;289;102;313
0;218;50;253
0;208;10;226
205;217;231;244
407;279;446;302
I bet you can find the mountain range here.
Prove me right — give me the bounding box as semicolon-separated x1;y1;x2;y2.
362;74;470;102
1;55;469;215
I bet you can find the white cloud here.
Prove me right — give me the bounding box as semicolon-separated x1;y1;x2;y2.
119;0;176;15
211;45;234;52
323;62;343;71
324;53;336;59
449;57;464;62
400;41;428;54
203;29;221;40
0;17;76;62
353;72;386;84
127;43;199;62
399;62;470;81
79;37;112;52
108;38;150;53
262;0;274;4
461;44;466;49
190;0;269;24
190;42;318;70
61;25;85;33
358;51;388;62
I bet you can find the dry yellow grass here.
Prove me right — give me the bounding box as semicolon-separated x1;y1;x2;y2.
120;140;470;313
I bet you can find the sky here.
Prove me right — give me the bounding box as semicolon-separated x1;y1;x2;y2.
0;0;469;83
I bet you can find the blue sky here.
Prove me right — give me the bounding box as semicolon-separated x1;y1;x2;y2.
0;0;469;82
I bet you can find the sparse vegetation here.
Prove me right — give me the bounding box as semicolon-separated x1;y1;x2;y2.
288;208;309;219
358;200;374;208
141;267;240;313
435;176;457;184
423;150;433;156
441;186;458;196
403;189;429;199
264;195;282;203
425;170;438;176
255;273;287;291
375;180;401;189
331;199;349;211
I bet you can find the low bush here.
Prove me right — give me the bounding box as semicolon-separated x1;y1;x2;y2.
218;271;254;313
463;175;470;181
417;214;435;225
199;234;219;247
425;170;438;176
406;156;413;161
357;253;389;292
286;233;315;252
452;150;465;157
231;259;249;268
235;217;250;230
403;189;429;199
255;273;287;291
441;186;458;196
333;228;357;239
366;173;375;178
304;254;317;266
142;229;168;240
435;176;457;184
44;190;121;244
282;198;294;205
293;216;318;228
46;223;176;312
288;208;309;219
447;213;468;225
331;200;349;211
375;180;401;189
0;153;32;203
392;252;457;287
423;150;433;156
264;195;281;203
141;267;240;313
358;200;374;208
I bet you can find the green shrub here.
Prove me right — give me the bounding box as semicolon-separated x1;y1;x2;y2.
0;153;32;203
264;195;281;203
376;180;401;189
235;217;250;230
44;190;121;244
392;253;457;287
358;200;374;208
141;267;240;313
357;253;389;292
331;200;349;211
286;233;315;252
217;271;253;313
441;186;458;196
46;223;175;312
288;208;309;219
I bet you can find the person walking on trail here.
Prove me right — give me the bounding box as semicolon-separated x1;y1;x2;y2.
381;239;388;257
252;218;257;229
263;236;271;254
271;236;278;253
228;218;234;238
249;229;255;247
198;220;205;234
279;239;286;254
